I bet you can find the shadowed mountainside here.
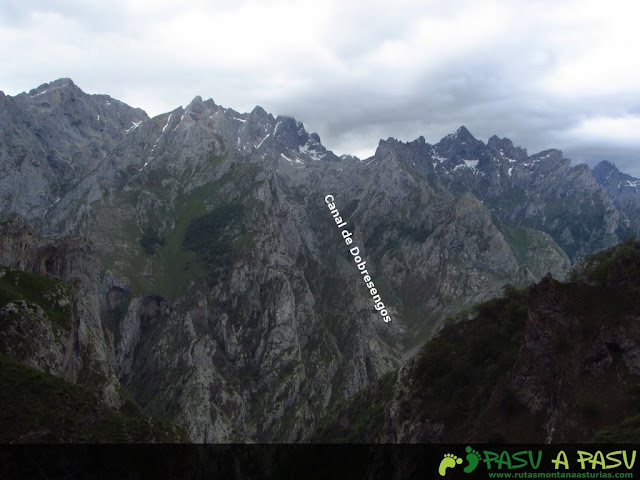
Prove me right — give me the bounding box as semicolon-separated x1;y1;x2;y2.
312;239;640;443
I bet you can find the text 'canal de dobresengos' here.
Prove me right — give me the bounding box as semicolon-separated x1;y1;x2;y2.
325;194;391;323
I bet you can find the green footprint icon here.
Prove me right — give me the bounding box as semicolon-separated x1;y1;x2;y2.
438;453;463;476
463;446;481;474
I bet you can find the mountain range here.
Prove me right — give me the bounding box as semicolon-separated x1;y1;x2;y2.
1;78;639;442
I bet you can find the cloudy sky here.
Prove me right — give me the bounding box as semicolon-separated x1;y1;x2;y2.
2;0;640;175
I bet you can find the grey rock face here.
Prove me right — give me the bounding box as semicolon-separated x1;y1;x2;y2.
0;217;123;408
1;79;639;443
593;160;640;234
0;79;147;235
0;299;68;376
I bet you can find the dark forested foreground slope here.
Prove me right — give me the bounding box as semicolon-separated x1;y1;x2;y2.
0;258;186;442
1;79;640;442
312;239;640;443
0;352;187;443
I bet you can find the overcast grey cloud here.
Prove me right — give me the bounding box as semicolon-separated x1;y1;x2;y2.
1;0;639;175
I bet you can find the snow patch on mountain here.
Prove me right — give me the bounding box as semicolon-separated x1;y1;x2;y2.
299;141;324;161
464;159;479;169
126;120;142;133
161;113;173;134
256;134;270;149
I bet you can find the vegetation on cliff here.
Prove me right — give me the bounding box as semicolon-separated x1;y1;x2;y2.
0;263;188;443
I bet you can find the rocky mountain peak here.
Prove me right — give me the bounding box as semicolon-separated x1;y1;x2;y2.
487;135;528;162
28;77;77;96
434;125;484;159
438;125;484;146
593;159;640;193
454;125;475;141
374;137;410;160
250;105;269;118
186;95;204;110
486;135;511;152
0;79;150;227
441;125;481;147
267;115;338;162
50;77;75;87
593;160;619;180
24;78;85;109
592;160;640;232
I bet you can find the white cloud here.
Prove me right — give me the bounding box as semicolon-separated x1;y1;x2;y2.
568;116;640;145
538;0;640;97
